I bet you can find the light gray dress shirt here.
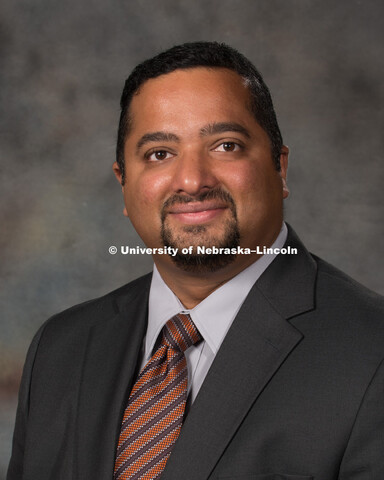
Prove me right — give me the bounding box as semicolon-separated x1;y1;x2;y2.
140;222;288;403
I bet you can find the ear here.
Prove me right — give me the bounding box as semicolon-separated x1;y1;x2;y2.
112;162;129;218
279;146;289;199
113;161;124;186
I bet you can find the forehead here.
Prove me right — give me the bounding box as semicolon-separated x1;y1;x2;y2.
128;67;254;133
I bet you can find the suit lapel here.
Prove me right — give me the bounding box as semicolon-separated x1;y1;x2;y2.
161;226;317;479
75;275;152;479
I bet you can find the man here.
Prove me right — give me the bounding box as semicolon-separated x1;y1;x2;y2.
8;42;384;479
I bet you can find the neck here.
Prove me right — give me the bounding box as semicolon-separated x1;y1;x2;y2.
154;253;261;309
153;221;285;308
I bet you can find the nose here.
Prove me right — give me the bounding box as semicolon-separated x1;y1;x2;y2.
170;149;218;196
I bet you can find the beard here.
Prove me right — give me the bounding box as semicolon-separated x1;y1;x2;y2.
160;188;240;273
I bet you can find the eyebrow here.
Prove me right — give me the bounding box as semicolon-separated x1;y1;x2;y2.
135;122;250;153
199;122;251;138
136;132;180;152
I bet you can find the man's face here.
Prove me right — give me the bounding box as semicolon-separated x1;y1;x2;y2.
114;67;288;273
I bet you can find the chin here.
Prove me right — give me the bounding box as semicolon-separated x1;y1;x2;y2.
161;218;240;273
170;251;238;273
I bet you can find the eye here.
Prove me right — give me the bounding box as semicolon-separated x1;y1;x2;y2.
146;150;174;162
213;142;241;152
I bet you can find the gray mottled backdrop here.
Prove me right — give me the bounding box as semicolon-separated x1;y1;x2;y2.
1;0;383;476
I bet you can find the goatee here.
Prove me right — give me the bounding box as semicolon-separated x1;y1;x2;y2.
160;188;240;273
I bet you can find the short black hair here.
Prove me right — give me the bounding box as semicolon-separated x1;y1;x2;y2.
117;41;283;184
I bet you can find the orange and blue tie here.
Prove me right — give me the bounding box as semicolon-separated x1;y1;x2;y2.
114;313;201;479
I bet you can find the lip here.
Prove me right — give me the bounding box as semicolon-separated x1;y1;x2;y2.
166;201;228;225
167;200;228;214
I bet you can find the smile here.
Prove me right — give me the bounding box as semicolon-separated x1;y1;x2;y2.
166;201;228;225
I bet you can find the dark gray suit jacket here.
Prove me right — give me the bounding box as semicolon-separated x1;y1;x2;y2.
7;227;384;479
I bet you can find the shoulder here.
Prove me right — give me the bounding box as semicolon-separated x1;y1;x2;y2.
314;255;384;314
284;224;383;317
280;224;384;351
39;272;152;337
309;255;384;357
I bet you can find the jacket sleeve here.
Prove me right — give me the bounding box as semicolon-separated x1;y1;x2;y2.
339;356;384;479
6;325;46;480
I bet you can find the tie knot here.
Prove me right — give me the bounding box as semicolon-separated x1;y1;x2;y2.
163;313;201;352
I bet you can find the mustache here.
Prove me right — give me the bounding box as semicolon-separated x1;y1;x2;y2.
161;188;237;222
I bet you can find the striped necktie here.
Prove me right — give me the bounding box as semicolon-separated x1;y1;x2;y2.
114;313;202;479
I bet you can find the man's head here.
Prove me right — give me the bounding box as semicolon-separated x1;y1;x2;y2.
116;42;283;185
113;42;289;275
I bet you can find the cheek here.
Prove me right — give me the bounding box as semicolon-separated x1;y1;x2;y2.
124;170;170;215
222;162;266;199
222;162;282;215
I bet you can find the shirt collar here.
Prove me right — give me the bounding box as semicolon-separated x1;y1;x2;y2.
146;222;288;361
